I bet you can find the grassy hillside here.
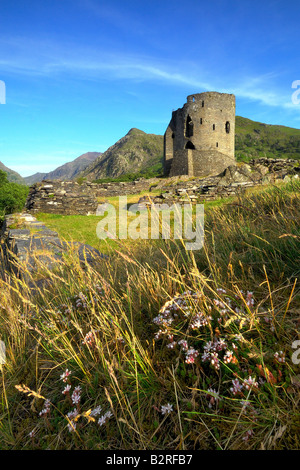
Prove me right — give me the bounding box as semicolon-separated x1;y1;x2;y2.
235;116;300;161
0;180;299;450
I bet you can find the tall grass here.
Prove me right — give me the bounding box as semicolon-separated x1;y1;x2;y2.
0;180;299;450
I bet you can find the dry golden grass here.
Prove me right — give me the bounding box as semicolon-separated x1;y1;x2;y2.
0;179;299;450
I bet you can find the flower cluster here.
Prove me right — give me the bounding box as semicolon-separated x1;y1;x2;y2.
153;292;211;351
242;429;254;442
178;339;188;351
230;378;243;396
201;338;236;371
71;386;82;405
274;351;285;363
189;311;212;330
213;289;256;327
243;376;258;391
206;388;220;408
161;403;173;415
75;292;88;310
230;376;258;396
67;408;79;432
82;330;97;347
58;368;114;433
151;285;282;446
62;384;71;395
185;348;199;364
98;410;113;426
60;368;72;383
90;405;102;417
39;399;51;417
264;315;275;332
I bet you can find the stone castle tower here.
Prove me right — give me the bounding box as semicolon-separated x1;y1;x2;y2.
164;92;236;177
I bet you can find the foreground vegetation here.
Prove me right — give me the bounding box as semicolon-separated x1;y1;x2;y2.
0;180;299;450
0;170;29;224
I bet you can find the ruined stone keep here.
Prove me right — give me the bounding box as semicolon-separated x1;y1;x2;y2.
164;92;236;177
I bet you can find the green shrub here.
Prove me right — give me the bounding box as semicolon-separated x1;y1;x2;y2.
0;170;29;218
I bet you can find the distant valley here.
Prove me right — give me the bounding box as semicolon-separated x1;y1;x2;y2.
24;152;102;185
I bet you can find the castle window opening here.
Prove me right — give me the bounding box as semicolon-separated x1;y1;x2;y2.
172;132;175;139
185;141;195;149
213;124;216;130
186;115;194;138
202;100;204;107
226;121;230;133
216;142;218;147
200;118;203;124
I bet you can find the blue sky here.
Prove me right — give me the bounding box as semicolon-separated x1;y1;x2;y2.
0;0;300;177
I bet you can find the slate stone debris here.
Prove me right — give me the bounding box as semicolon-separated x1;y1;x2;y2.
0;213;107;287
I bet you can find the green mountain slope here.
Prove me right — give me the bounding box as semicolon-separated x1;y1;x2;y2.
0;161;25;184
81;128;164;181
235;116;300;161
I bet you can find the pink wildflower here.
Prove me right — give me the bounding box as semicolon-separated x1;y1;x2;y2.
60;369;72;383
230;378;243;396
161;403;173;415
62;384;71;395
178;339;188;351
167;341;177;349
243;376;258;391
71;386;82;405
67;408;79;432
242;429;254;441
39;399;51;416
98;410;113;426
206;388;220;408
274;351;285;363
185;348;199;364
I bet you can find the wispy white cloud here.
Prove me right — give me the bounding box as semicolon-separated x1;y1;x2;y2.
0;34;297;113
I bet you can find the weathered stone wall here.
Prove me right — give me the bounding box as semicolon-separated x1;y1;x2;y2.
141;158;300;206
26;181;99;215
164;92;236;177
92;178;157;198
24;158;300;215
0;212;106;287
25;178;159;215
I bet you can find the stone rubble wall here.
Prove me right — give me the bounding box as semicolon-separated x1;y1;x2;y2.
24;158;300;215
25;179;158;215
25;181;99;215
0;212;106;288
140;158;300;206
